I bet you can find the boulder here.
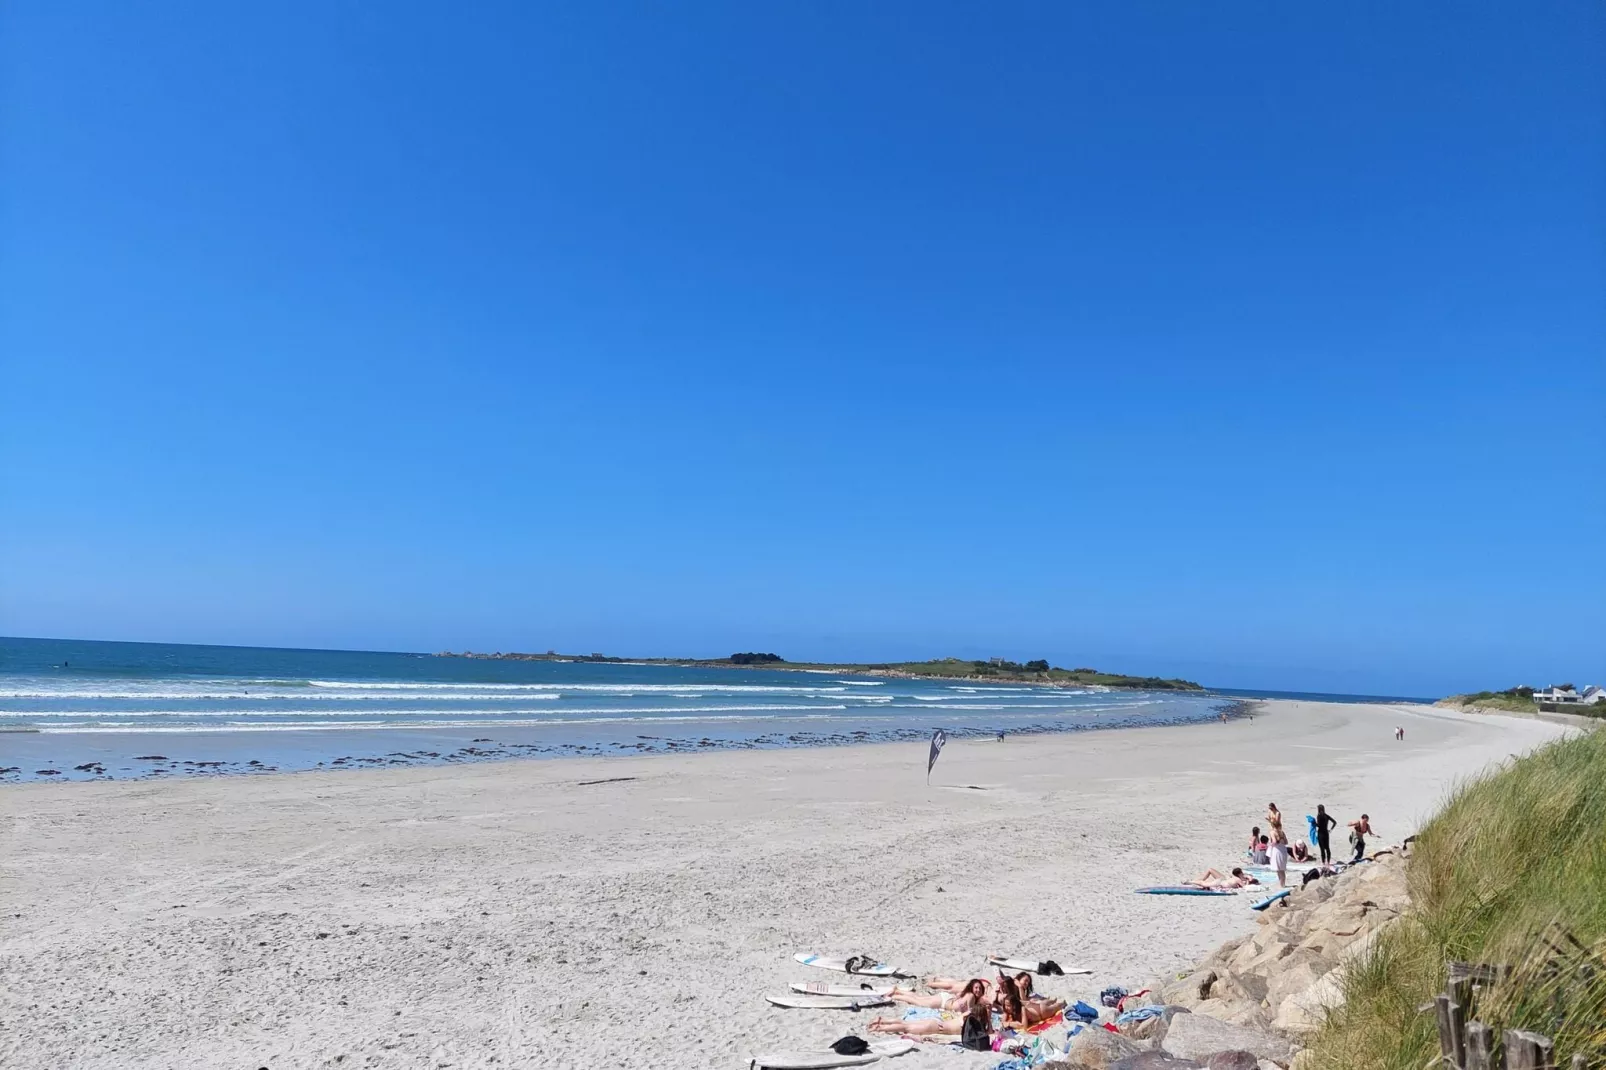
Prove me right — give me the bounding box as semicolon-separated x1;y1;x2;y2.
1063;1027;1143;1068
1161;1013;1297;1065
1106;1054;1206;1070
1205;1054;1260;1070
1214;967;1269;1005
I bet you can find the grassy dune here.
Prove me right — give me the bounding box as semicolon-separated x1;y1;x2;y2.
1304;728;1606;1068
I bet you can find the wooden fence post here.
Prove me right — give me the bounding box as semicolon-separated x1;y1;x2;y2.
1464;1021;1495;1070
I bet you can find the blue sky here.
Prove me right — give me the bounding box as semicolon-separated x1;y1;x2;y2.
3;2;1602;696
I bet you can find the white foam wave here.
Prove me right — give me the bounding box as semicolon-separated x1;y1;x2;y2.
305;680;844;693
16;703;850;720
36;711;852;733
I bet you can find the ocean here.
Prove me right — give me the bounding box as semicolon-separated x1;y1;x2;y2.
0;636;1234;782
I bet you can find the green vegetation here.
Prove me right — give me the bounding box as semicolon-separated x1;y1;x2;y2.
1448;687;1540;713
727;652;783;665
1303;729;1606;1069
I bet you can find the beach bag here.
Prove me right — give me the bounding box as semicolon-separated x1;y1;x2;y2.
843;954;880;975
1099;986;1128;1008
829;1037;871;1056
960;1015;991;1051
1038;959;1065;976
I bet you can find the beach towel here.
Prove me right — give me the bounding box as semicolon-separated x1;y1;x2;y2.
1067;1001;1100;1023
1115;1006;1165;1026
901;1008;942;1022
1024;1011;1064;1034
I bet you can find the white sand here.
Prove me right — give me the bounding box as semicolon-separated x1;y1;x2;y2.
0;700;1568;1069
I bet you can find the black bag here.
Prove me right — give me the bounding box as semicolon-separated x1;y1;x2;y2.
960;1015;991;1051
1039;959;1065;976
830;1036;870;1056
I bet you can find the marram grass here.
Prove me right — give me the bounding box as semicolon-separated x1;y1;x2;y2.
1305;728;1606;1069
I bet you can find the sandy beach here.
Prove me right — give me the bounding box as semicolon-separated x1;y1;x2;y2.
0;699;1569;1069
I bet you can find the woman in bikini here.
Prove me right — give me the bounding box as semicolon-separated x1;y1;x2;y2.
1011;972;1067;1025
885;977;987;1013
1184;866;1260;890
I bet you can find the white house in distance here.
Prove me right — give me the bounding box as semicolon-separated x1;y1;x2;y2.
1533;684;1605;705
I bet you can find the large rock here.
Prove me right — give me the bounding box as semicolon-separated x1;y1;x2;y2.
1161;1013;1297;1064
1063;1027;1143;1068
1106;1054;1205;1070
1205;1054;1260;1070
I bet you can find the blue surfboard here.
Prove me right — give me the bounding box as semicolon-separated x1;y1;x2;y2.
1251;889;1292;911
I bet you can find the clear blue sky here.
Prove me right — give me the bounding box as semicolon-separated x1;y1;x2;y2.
3;2;1603;696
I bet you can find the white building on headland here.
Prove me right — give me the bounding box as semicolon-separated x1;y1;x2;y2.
1533;684;1605;705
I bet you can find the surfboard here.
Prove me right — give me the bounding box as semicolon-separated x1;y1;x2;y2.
789;982;896;996
986;956;1093;975
793;953;903;977
1134;886;1236;896
1250;889;1292;911
749;1039;916;1068
765;993;892;1010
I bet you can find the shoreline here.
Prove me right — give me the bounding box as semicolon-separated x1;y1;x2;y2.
0;695;1249;784
0;699;1568;1068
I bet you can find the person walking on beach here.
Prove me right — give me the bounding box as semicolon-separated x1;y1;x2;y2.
1348;814;1373;862
1314;804;1337;864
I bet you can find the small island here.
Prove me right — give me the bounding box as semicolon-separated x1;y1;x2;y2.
435;650;1203;691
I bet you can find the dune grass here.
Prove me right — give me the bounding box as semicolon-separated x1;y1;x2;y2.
1304;728;1606;1069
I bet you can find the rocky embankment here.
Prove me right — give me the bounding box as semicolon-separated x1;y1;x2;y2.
1048;851;1410;1069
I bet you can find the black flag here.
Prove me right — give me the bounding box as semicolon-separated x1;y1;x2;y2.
927;728;947;782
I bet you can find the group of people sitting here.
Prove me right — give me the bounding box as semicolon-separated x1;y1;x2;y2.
866;970;1065;1049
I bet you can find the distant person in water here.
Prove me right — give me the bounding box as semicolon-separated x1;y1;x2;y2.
997;730;1005;742
1349;814;1373;862
1314;804;1337;864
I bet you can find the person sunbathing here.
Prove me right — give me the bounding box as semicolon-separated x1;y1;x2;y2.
1010;973;1066;1025
1184;866;1259;890
925;975;996;1000
886;977;986;1013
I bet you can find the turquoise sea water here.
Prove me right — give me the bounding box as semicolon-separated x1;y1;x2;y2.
0;637;1234;782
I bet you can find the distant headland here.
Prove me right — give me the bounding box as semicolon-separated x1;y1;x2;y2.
433;650;1204;691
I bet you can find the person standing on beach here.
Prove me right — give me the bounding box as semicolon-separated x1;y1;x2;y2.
1314;804;1337;864
1348;814;1373;862
1265;802;1290;886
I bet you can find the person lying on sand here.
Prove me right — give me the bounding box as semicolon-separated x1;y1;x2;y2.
926;974;996;1000
1184;866;1259;890
1010;972;1067;1025
886;977;987;1013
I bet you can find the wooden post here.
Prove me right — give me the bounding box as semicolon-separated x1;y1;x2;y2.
1464;1021;1495;1070
1438;995;1462;1067
1504;1030;1556;1070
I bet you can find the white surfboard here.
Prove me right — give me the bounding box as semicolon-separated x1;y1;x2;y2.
794;953;903;977
765;993;892;1010
749;1039;916;1068
789;982;896;996
987;955;1093;975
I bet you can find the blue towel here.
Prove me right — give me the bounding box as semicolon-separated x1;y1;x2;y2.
902;1007;942;1021
1067;1000;1101;1023
1116;1005;1165;1025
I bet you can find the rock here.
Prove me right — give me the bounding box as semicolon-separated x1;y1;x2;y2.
1289;1051;1316;1070
1265;959;1321;1009
1161;1013;1296;1064
1063;1027;1142;1068
1107;1054;1205;1070
1214;968;1269;1005
1205;1054;1260;1070
1165;968;1218;1007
